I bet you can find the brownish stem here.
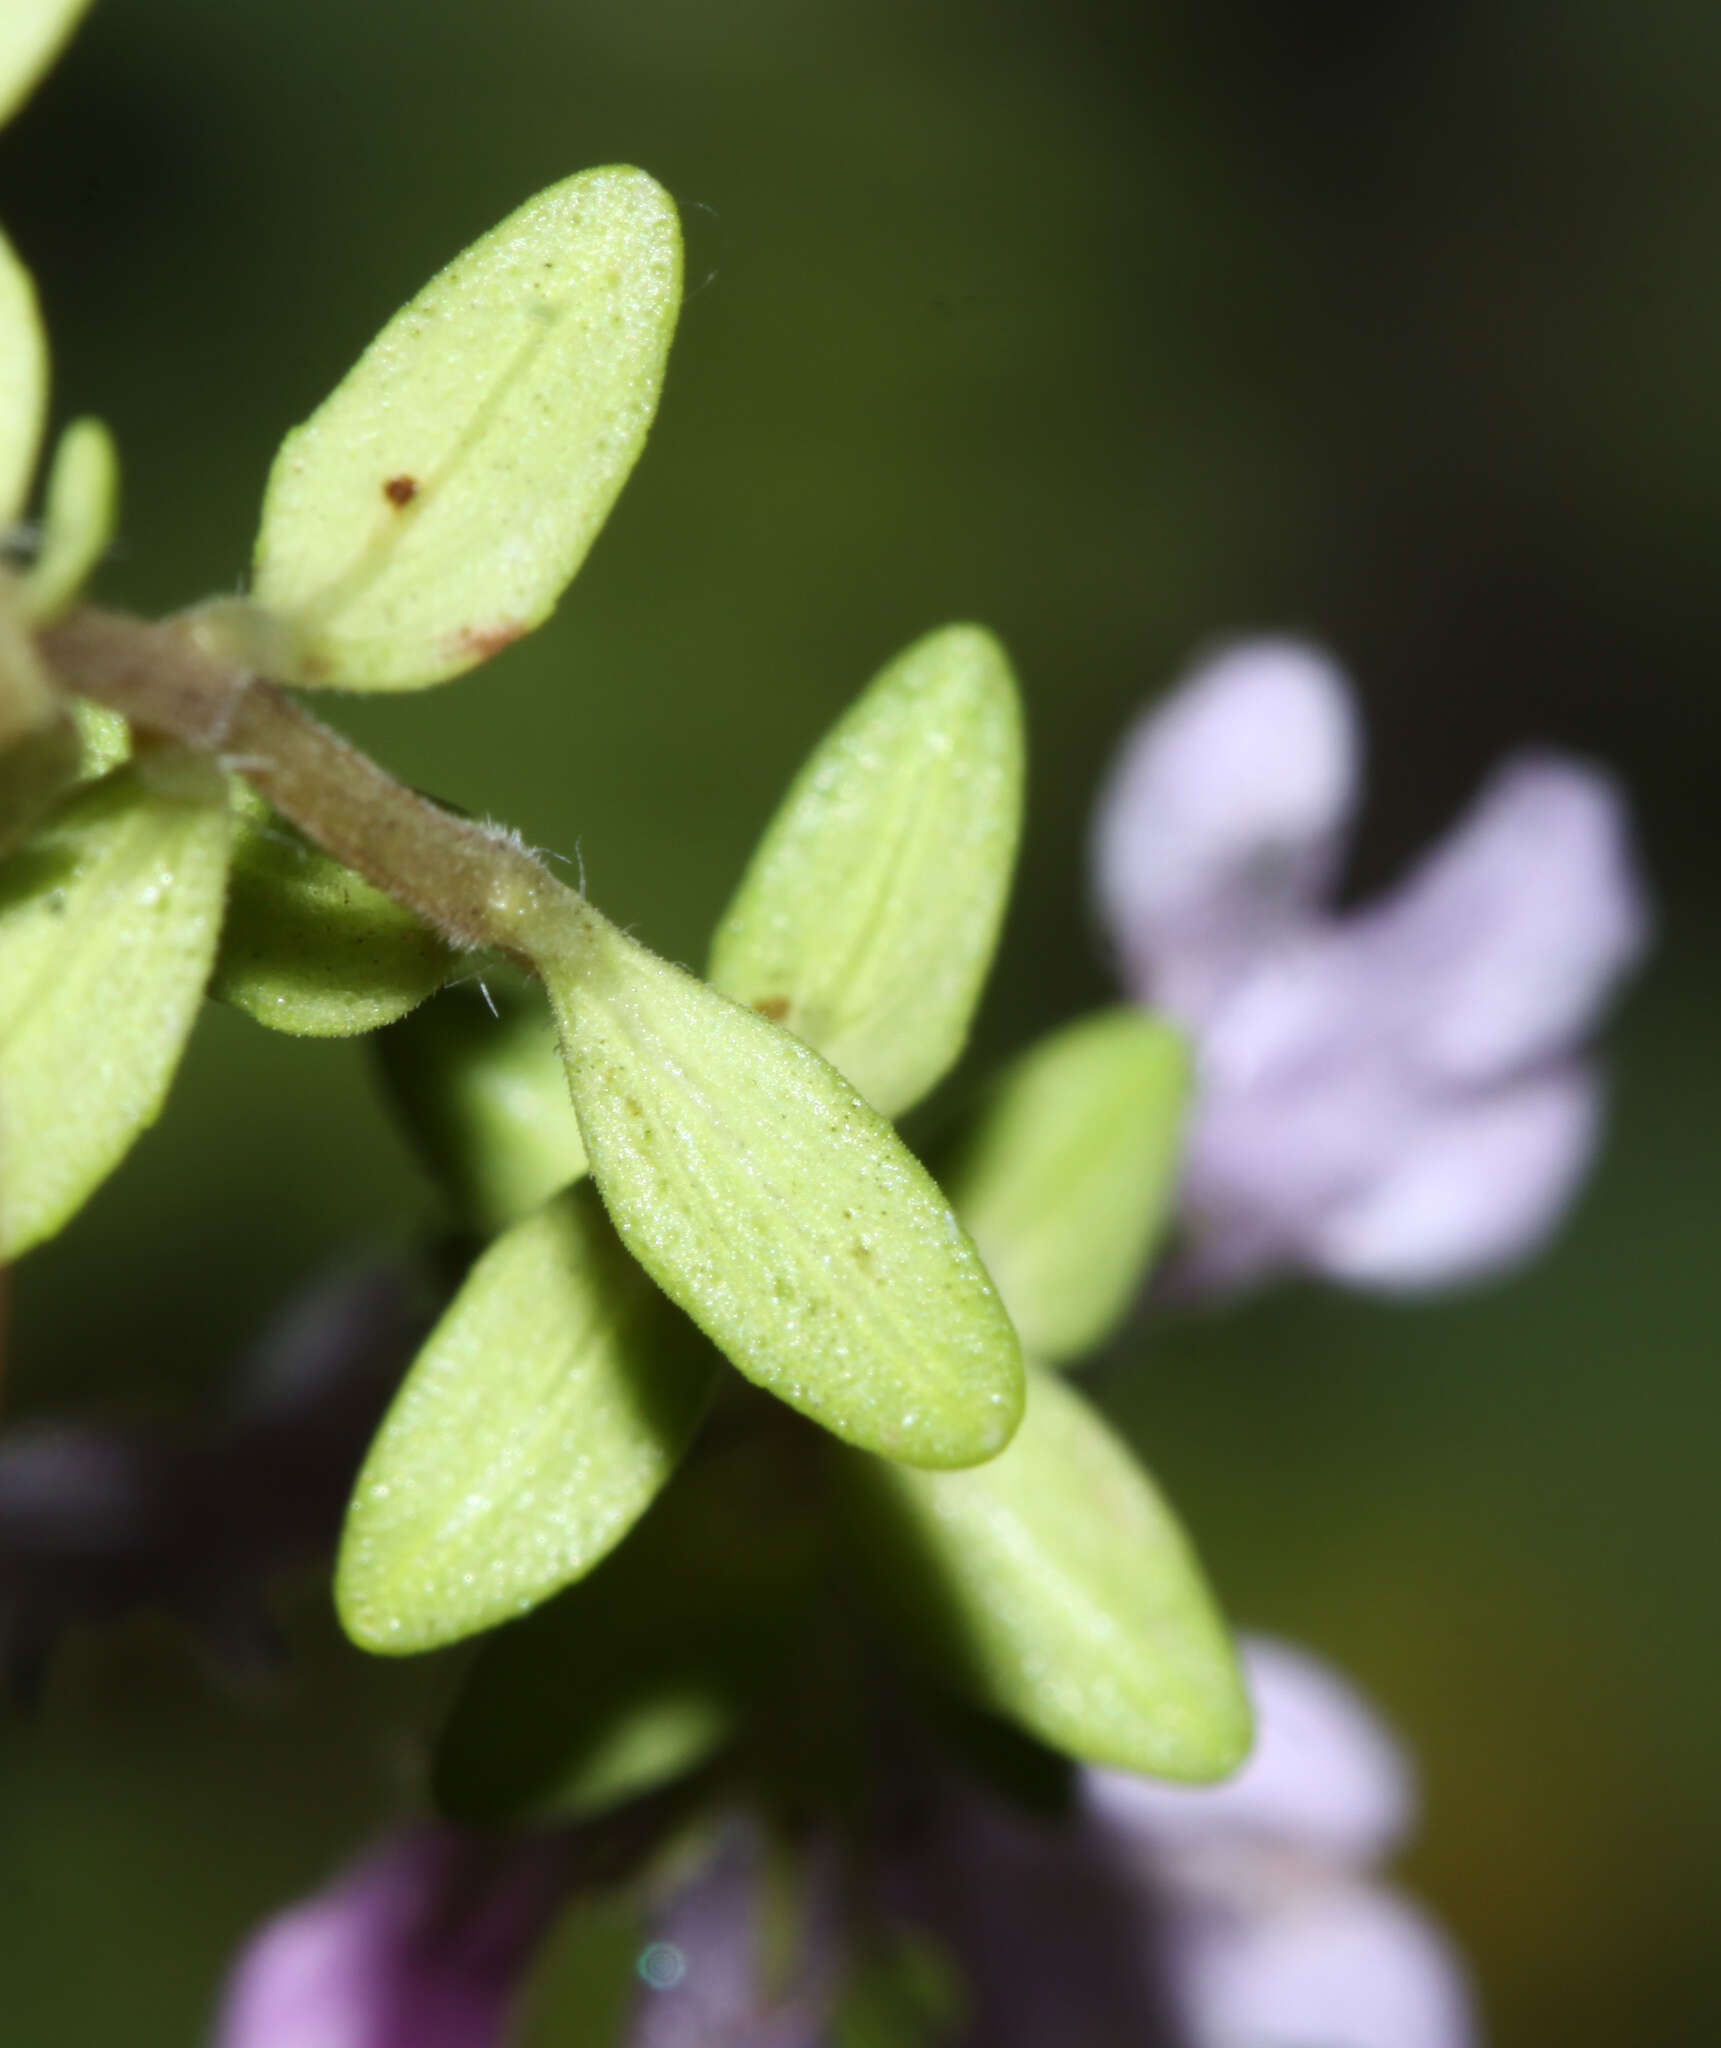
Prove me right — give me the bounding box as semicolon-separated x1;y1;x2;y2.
38;607;590;966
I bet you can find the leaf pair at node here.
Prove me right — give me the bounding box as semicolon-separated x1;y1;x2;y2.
337;623;1032;1649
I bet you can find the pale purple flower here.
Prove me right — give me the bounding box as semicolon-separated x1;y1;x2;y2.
209;1644;1470;2048
210;1826;570;2048
1093;639;1650;1293
1088;1636;1479;2048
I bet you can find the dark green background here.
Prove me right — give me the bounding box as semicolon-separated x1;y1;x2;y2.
3;0;1717;2039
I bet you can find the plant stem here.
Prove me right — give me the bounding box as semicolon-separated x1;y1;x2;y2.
38;607;591;966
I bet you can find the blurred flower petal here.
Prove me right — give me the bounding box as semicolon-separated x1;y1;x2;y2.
1343;755;1649;1087
626;1822;840;2048
1309;1066;1601;1289
1092;640;1360;1021
1087;1636;1414;1872
0;1258;430;1690
1165;1880;1479;2048
1095;640;1649;1297
212;1826;569;2048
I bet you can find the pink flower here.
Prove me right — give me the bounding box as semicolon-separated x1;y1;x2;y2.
1093;640;1650;1293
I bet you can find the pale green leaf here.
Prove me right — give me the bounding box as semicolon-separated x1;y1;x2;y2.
434;1431;817;1823
19;416;117;622
544;912;1024;1468
0;751;230;1259
335;1179;716;1654
834;1363;1250;1780
210;784;456;1036
0;580;76;855
70;696;129;777
709;625;1023;1119
943;1008;1190;1363
375;977;587;1236
0;226;46;528
0;0;94;131
250;167;681;690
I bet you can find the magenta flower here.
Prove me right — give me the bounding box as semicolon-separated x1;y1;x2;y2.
1092;640;1650;1293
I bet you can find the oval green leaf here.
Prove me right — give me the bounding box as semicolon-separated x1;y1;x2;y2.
833;1363;1250;1781
709;625;1023;1120
943;1008;1190;1364
434;1430;819;1824
0;0;94;130
375;977;587;1236
210;784;457;1036
545;913;1024;1468
250;167;682;690
335;1179;717;1654
0;226;46;528
19;415;118;623
0;752;230;1259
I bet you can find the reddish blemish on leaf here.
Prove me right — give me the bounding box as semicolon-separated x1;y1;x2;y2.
752;996;791;1022
447;622;526;663
383;475;419;507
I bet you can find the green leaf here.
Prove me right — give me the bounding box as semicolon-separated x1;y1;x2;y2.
335;1179;716;1654
709;625;1023;1119
375;977;587;1236
69;696;129;777
942;1009;1190;1364
0;226;46;528
19;416;118;623
833;1363;1250;1780
434;1429;819;1823
209;784;457;1036
0;583;76;856
0;0;94;131
249;167;681;690
543;912;1024;1468
0;751;231;1260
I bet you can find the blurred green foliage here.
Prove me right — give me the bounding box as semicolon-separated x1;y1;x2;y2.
2;1;1717;2041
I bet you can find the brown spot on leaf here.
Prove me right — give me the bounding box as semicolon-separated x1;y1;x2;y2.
383;475;419;508
448;621;526;663
752;995;790;1022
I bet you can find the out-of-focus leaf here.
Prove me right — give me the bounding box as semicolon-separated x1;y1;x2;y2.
375;978;587;1236
0;0;94;131
833;1364;1250;1780
943;1009;1190;1363
335;1180;716;1655
0;586;75;856
434;1429;820;1823
709;625;1023;1119
249;167;681;691
0;751;230;1259
19;416;117;622
210;784;457;1036
0;226;46;528
543;912;1024;1469
69;697;129;777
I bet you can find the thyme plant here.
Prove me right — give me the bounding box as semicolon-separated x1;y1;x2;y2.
0;5;1648;2041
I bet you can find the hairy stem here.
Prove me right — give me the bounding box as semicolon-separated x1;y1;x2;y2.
38;607;591;966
